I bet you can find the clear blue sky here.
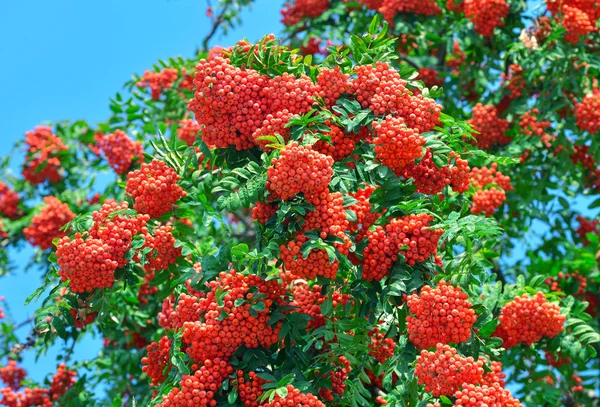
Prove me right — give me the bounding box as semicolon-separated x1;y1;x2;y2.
0;0;283;385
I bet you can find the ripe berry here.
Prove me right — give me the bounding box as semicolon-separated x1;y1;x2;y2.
22;126;68;185
23;196;75;250
95;130;144;175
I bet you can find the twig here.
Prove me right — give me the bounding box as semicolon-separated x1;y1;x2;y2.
201;1;233;51
398;54;420;70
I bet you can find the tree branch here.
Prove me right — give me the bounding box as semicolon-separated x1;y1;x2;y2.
201;1;233;51
398;54;420;70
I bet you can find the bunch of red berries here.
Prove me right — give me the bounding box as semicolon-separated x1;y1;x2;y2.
519;108;551;146
493;292;565;348
373;116;425;176
418;68;444;88
252;110;294;150
142;336;172;386
575;88;600;134
415;344;484;396
126;159;186;219
313;123;356;162
563;5;597;42
281;0;330;26
181;271;285;363
21;126;68;185
347;185;381;238
403;150;470;195
158;358;233;407
545;271;587;296
454;382;523;407
468;104;510;150
136;68;179;100
0;361;26;390
576;215;600;245
317;67;351;109
470;163;513;217
501;64;526;99
463;0;509;36
49;363;76;400
251;201;278;224
291;282;350;329
368;327;396;363
319;356;351;401
267;142;334;204
258;385;325;407
176;119;201;147
378;0;441;22
140;225;182;273
0;182;19;219
281;234;339;280
95;130;144;175
23;196;75;250
406;281;476;349
158;293;205;331
263;73;318;116
236;371;267;407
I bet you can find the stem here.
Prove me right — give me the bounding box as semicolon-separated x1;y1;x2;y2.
201;1;233;51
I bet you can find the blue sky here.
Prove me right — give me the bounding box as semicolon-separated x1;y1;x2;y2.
0;0;283;385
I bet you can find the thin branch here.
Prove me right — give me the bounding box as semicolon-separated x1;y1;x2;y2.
201;2;233;51
398;54;420;70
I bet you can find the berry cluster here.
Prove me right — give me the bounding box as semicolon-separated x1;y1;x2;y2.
368;327;396;363
545;271;587;297
470;163;513;217
136;68;179;100
57;201;149;292
95;130;144;175
23;196;75;250
313;123;356;162
0;182;19;219
463;0;509;36
317;67;351;109
291;282;350;329
493;292;565;348
236;371;267;407
158;358;233;407
403;150;470;195
363;214;443;280
126;159;186;219
21;126;68;185
281;234;339;280
176;119;201;146
373;116;425;176
562;5;597;42
140;225;181;273
158;293;205;331
0;361;26;390
319;356;351;401
1;386;52;407
267;142;334;204
181;271;285;363
406;281;476;349
49;363;76;400
454;382;523;407
575;88;600;135
252;110;294;150
519;108;551;146
468;104;510;150
415;344;484;396
259;385;325;407
418;68;444;88
347;185;380;238
378;0;441;22
576;214;599;245
281;0;330;25
251;201;278;224
501;64;525;99
142;336;172;386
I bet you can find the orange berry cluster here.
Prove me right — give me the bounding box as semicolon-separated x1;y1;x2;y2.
319;356;351;401
501;64;525;99
575;88;600;135
158;358;233;407
189;56;270;150
544;350;570;368
291;282;350;330
468;104;510;150
470;164;513;217
406;281;476;349
23;196;75;250
136;68;179;100
126;159;186;219
368;327;396;363
347;185;380;238
454;382;523;407
251;201;278;224
0;182;19;219
21;126;68;185
373;116;425;176
1;387;52;407
0;361;26;390
142;336;172;386
562;5;597;42
482;361;506;387
313;123;356;162
252;110;294;150
177;119;201;147
281;0;330;26
258;385;325;407
317;67;351;109
57;201;149;292
281;234;339;280
264;73;319;116
576;215;599;245
267;142;334;204
403;150;471;195
236;371;267;407
463;0;509;36
545;271;587;297
95;130;144;175
415;344;484;397
49;363;76;400
303;192;350;250
300;37;324;56
158;293;204;331
181;271;285;363
493;292;565;349
363;214;443;280
378;0;441;22
140;225;181;273
418;68;444;88
519;108;551;146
